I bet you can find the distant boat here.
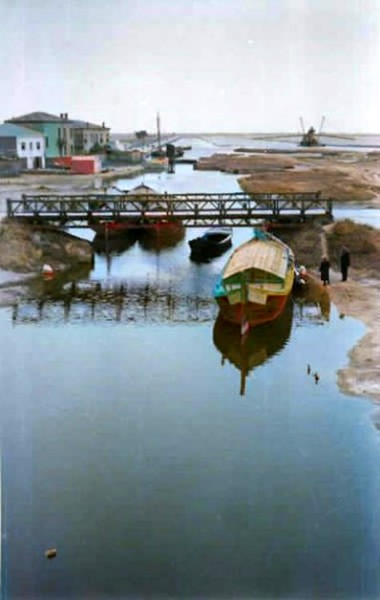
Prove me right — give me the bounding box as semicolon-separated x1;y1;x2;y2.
213;298;293;395
214;228;295;328
189;226;232;260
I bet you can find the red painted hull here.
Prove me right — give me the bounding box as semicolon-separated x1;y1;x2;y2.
216;293;289;327
89;219;183;239
89;219;141;237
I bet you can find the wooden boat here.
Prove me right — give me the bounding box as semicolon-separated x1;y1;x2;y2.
213;298;293;395
189;226;232;260
214;228;295;328
138;219;185;251
89;217;141;237
88;184;183;238
88;184;158;237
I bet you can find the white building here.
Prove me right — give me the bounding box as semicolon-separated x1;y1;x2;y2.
0;123;46;169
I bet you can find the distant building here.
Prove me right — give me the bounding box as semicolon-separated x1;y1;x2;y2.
69;119;110;154
0;123;46;169
5;111;110;159
6;112;69;159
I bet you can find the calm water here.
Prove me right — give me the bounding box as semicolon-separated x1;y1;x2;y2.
2;153;380;599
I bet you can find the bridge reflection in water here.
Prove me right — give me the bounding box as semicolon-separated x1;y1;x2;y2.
11;280;218;325
11;272;331;398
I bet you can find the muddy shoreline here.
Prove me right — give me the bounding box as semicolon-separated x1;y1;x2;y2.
1;153;379;404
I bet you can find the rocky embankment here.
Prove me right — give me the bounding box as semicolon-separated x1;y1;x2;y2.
0;219;93;273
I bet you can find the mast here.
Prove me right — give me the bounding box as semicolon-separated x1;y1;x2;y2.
318;116;326;136
299;116;305;134
156;112;161;150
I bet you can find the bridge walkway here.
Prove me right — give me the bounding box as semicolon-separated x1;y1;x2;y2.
6;191;333;227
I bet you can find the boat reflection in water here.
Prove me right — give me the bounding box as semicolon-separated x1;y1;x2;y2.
213;298;293;396
292;272;331;322
92;231;139;255
91;231;140;274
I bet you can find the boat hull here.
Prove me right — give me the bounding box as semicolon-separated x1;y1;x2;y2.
90;218;184;243
216;291;289;327
138;220;185;250
89;219;142;237
189;228;232;260
189;238;232;260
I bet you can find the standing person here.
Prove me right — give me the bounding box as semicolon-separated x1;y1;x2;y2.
319;255;330;286
340;246;350;281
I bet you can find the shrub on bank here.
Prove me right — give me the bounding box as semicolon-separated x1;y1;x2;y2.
326;219;380;275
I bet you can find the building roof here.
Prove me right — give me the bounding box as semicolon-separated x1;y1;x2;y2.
6;111;62;123
68;119;110;131
6;111;110;131
0;123;44;138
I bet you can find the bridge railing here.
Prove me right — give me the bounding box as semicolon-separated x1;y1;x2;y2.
6;191;333;224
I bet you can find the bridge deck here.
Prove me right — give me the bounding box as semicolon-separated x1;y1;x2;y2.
7;191;333;227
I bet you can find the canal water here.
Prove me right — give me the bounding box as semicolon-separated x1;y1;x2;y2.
2;152;380;599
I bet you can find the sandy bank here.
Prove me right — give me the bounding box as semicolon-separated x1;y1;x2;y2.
325;277;380;403
198;149;380;207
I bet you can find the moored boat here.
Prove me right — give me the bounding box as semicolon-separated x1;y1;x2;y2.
138;218;185;251
88;217;141;237
189;226;232;260
214;228;295;328
88;183;183;239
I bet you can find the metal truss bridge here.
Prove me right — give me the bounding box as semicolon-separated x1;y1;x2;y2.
6;191;333;228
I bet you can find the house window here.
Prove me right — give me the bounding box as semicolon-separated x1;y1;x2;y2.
45;136;49;148
21;142;26;150
36;142;41;150
29;142;33;150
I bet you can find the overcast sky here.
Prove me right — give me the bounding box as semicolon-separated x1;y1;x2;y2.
1;0;379;134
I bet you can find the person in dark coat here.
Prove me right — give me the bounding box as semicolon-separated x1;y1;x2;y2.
340;246;350;281
319;255;330;286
